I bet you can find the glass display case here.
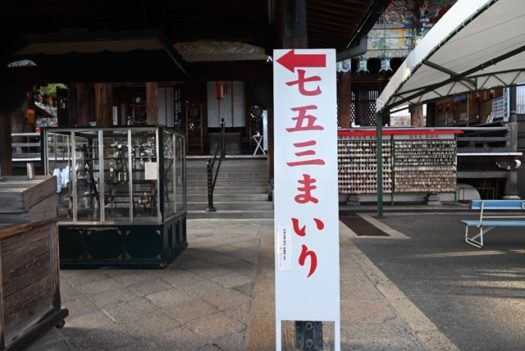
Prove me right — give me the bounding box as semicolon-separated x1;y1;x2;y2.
43;126;187;268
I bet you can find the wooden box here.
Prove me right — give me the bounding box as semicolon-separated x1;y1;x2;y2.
0;176;68;350
0;176;58;223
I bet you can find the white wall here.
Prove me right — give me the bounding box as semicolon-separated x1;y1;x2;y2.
159;87;174;127
206;81;245;128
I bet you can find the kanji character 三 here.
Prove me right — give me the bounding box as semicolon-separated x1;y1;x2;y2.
287;140;325;167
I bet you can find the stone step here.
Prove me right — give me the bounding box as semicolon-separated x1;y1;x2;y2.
187;185;268;194
187;201;273;211
185;172;268;180
187;209;274;219
186;161;268;171
187;165;268;172
187;193;268;202
187;179;269;187
187;158;267;165
186;156;270;219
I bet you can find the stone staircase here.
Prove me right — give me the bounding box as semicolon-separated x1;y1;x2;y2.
186;156;273;219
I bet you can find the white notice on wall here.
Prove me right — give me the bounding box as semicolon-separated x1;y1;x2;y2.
144;162;158;180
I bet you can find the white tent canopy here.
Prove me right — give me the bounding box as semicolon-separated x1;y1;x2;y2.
376;0;525;112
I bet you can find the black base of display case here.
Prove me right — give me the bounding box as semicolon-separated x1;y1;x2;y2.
58;213;187;269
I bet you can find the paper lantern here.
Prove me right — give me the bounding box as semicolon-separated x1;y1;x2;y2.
215;81;224;100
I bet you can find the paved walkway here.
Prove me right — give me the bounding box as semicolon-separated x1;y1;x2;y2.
354;212;525;351
27;218;457;350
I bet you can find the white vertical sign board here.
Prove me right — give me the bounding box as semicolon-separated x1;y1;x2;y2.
273;49;340;350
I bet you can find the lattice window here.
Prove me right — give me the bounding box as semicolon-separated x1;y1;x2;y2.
349;88;392;127
352;90;379;126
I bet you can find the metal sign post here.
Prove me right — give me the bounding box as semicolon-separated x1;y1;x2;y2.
273;49;341;350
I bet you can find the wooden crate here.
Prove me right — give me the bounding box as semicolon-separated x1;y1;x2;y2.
0;176;58;223
0;221;68;350
0;175;68;350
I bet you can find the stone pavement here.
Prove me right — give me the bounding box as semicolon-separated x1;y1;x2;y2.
26;218;457;350
353;212;525;350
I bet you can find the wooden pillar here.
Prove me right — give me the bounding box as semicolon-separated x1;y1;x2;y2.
146;82;159;126
426;102;436;127
119;87;130;126
67;84;78;127
280;0;308;48
410;104;424;127
338;72;352;128
0;112;12;175
95;83;113;128
76;83;90;126
272;0;308;191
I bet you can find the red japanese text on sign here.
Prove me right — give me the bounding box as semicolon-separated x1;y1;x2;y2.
274;49;339;331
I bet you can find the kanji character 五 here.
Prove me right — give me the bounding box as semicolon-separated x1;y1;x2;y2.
286;105;324;133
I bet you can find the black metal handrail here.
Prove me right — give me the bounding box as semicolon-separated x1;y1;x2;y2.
206;118;225;212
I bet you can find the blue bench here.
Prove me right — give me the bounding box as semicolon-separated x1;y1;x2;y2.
462;199;525;248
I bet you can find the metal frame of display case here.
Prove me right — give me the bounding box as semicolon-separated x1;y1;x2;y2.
42;126;187;269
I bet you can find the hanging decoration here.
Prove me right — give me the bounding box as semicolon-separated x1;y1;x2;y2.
336;59;352;73
379;55;393;73
356;55;369;74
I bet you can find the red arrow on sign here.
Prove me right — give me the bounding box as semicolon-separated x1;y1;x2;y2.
276;49;326;72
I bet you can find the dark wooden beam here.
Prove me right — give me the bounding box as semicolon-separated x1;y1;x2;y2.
168;24;275;47
118;87;130;126
0;113;12;176
344;0;391;48
95;83;112;127
338;72;352;128
308;1;369;13
7;60;273;84
146;82;159;125
155;35;190;79
76;83;91;126
66;84;77;127
308;10;359;26
280;0;308;48
187;62;273;81
0;78;29;176
307;24;352;38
